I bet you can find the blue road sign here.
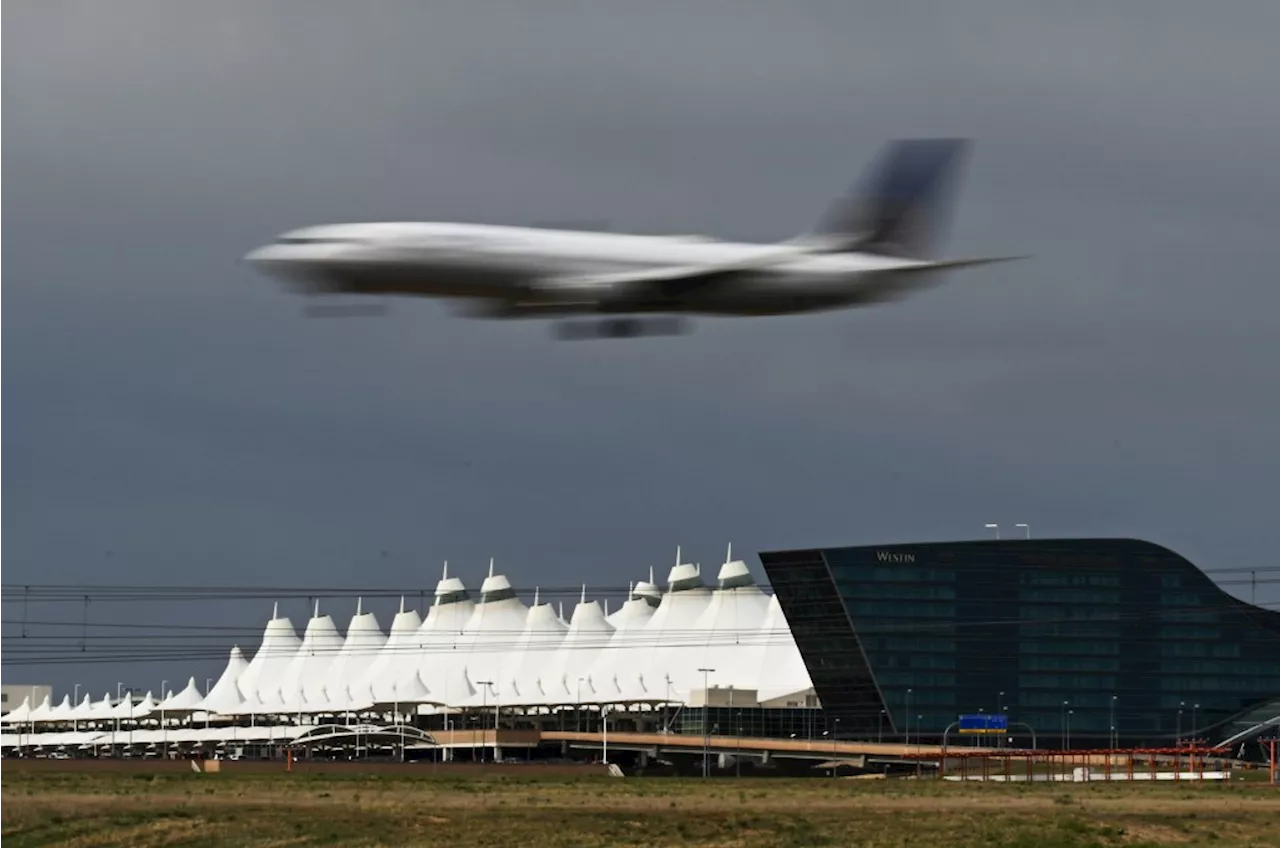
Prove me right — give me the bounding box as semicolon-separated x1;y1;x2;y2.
958;713;1008;734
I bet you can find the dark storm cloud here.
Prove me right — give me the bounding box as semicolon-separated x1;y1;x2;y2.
4;0;1279;693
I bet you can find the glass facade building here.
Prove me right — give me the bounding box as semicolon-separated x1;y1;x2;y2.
760;538;1280;749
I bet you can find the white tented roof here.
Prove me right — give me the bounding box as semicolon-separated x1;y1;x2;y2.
506;592;569;704
588;581;660;701
456;563;530;704
756;594;815;702
414;565;477;707
1;697;33;724
615;560;713;701
33;549;816;723
87;692;117;722
64;694;94;722
693;555;776;696
276;601;345;713
324;599;387;708
158;678;206;714
26;695;54;723
365;598;425;707
201;647;250;715
231;604;302;715
530;590;615;707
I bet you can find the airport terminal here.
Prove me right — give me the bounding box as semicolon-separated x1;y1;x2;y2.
3;537;1278;775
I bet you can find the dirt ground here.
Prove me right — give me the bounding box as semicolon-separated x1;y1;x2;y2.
3;768;1277;847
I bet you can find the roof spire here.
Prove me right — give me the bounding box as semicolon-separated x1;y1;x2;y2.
313;598;320;618
356;597;363;615
534;586;541;606
650;565;655;584
558;601;565;619
442;560;449;579
675;545;681;566
726;542;732;563
272;601;279;619
399;596;406;614
488;557;495;578
580;584;587;604
604;599;610;615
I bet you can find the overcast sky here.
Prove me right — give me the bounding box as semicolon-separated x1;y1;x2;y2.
5;1;1279;696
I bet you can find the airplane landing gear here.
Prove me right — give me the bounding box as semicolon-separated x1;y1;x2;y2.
552;317;690;341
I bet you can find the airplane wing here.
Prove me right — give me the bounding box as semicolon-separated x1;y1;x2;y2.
533;251;1025;306
530;246;820;304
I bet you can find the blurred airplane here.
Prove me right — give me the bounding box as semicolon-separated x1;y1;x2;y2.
244;138;1022;340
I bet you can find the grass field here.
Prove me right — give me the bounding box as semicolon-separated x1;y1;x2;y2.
3;770;1278;847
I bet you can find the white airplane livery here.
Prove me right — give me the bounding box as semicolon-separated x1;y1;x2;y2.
245;138;1022;339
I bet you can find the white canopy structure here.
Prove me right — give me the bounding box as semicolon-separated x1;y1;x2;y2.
15;549;816;746
158;677;206;716
200;647;250;715
1;697;33;724
366;599;427;708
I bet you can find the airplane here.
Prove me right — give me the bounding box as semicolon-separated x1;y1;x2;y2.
244;138;1023;340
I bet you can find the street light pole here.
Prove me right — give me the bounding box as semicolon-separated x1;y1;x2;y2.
477;680;492;763
985;523;1000;539
1110;696;1117;749
161;679;168;759
1015;523;1030;539
698;667;715;778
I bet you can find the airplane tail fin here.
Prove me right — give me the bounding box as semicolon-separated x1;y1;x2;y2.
799;138;970;258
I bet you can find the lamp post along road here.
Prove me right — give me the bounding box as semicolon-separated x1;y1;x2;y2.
161;679;168;758
477;680;493;762
698;668;715;779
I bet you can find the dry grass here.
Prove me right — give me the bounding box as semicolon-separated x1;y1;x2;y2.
3;770;1278;847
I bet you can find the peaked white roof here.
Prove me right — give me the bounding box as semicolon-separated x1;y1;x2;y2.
365;598;424;705
756;594;815;701
507;595;570;703
530;591;615;706
46;695;75;722
87;691;117;722
276;601;345;713
454;564;529;703
323;599;387;707
233;604;302;714
1;697;33;724
158;677;206;713
41;545;819;719
108;691;155;720
67;693;95;722
587;580;661;700
26;695;54;723
616;560;713;701
692;557;775;697
202;647;250;715
414;566;477;705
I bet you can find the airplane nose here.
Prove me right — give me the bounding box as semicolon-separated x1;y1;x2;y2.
243;245;279;266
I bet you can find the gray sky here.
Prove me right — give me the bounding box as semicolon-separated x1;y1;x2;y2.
4;1;1279;696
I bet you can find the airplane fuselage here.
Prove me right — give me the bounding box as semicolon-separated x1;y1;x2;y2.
247;222;939;318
